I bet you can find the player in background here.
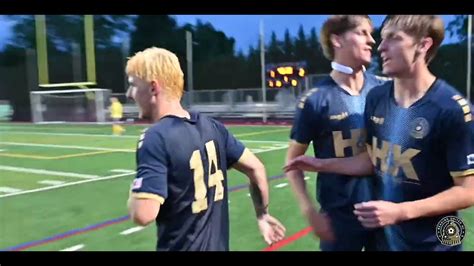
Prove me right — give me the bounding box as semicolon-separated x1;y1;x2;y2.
286;15;388;251
285;15;474;251
109;97;125;135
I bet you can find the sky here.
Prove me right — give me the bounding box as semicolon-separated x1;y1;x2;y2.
0;15;460;53
173;15;459;53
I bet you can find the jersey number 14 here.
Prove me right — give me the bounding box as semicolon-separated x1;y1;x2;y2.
190;140;225;214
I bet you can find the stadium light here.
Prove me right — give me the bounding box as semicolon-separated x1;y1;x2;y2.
298;68;305;77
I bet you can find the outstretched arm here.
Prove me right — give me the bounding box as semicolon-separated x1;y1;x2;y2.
284;150;374;176
285;140;334;241
232;149;286;245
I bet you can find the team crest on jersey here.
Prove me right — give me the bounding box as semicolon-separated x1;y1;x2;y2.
436;216;466;246
410;117;430;139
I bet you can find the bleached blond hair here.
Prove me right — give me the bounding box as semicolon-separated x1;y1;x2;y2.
126;47;184;99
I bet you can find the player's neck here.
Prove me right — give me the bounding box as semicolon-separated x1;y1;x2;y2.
330;66;365;96
153;99;190;122
393;66;436;108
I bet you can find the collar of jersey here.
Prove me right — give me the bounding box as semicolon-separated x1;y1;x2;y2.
160;112;198;123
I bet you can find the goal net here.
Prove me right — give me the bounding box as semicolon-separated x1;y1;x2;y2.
30;88;111;124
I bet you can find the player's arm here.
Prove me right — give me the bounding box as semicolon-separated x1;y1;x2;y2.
284;150;373;176
285;141;335;241
285;140;312;213
231;148;286;244
128;195;161;226
355;175;474;228
285;91;320;214
127;130;168;226
398;175;474;220
232;149;270;217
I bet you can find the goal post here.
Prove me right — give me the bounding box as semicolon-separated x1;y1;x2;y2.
30;88;111;124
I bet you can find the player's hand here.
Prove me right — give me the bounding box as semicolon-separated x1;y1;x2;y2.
354;201;406;228
257;214;286;245
305;208;335;242
283;155;322;173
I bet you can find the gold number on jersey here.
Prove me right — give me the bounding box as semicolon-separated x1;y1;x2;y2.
190;140;225;214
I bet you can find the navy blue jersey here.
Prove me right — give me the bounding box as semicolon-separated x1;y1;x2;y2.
130;112;246;251
290;73;388;225
365;79;474;251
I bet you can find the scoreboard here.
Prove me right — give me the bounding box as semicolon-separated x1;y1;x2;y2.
266;61;307;88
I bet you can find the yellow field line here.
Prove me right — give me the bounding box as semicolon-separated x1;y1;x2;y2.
0;150;117;160
52;150;117;159
234;128;290;138
0;153;53;159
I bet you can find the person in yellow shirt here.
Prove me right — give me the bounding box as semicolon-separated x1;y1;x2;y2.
109;97;125;135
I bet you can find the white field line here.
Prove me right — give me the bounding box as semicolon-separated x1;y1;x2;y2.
253;145;288;154
0;187;23;193
275;183;288;188
110;169;135;173
0;130;138;139
240;140;288;144
38;180;66;186
0;141;134;152
0;165;99;179
0;172;136;199
60;244;85;251
120;226;145;235
0;141;285;155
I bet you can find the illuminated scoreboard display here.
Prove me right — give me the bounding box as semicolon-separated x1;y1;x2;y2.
266;61;307;88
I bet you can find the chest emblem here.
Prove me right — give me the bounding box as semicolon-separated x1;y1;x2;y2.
410;117;430;139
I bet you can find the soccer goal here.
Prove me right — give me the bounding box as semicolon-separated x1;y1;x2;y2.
30;88;111;124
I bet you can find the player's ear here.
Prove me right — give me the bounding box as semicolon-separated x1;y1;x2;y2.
150;80;160;96
417;37;433;55
330;34;342;49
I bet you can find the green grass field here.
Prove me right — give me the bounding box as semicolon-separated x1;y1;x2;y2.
0;123;472;251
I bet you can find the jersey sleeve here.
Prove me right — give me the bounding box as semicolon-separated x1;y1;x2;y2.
215;122;246;168
290;89;320;144
445;99;474;178
130;128;169;204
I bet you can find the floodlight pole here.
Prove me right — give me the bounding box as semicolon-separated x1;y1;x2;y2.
260;20;267;123
467;14;472;102
186;31;194;106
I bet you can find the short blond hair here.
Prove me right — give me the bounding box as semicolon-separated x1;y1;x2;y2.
126;47;184;99
382;15;445;64
320;15;372;60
